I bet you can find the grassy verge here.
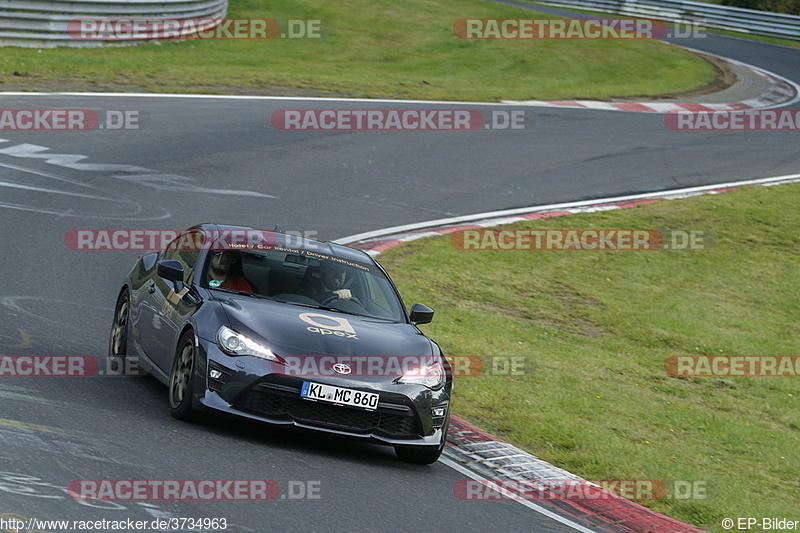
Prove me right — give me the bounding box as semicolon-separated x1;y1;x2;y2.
378;183;800;532
0;0;716;101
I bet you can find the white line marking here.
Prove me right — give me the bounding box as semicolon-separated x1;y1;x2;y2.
439;455;597;533
0;92;523;106
334;173;800;244
0;160;112;188
0;139;276;200
0;161;170;220
0;180;117;200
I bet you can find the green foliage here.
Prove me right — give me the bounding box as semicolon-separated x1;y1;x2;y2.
721;0;800;15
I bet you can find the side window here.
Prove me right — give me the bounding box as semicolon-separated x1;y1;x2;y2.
163;230;203;284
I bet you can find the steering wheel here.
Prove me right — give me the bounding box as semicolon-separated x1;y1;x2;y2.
321;293;363;308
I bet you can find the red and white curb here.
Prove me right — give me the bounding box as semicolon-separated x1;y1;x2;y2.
442;417;705;533
336;174;800;255
336;173;800;532
501;53;799;113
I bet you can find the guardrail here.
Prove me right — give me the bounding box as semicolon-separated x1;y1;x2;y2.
538;0;800;40
0;0;228;47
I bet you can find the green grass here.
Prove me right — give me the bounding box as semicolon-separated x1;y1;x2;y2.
378;183;800;532
0;0;716;101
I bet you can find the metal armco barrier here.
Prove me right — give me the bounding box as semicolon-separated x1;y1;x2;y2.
540;0;800;40
0;0;228;47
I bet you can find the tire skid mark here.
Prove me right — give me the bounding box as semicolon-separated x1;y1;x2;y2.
0;329;34;349
0;297;111;326
0;419;131;466
0;138;278;213
0;385;118;413
0;160;169;220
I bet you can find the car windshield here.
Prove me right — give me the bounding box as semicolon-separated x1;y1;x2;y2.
202;242;406;322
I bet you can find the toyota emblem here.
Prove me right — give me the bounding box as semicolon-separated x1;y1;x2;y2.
333;363;351;375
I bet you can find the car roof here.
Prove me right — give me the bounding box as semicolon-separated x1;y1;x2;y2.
188;222;373;265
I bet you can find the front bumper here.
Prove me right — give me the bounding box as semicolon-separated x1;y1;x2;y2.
193;337;450;447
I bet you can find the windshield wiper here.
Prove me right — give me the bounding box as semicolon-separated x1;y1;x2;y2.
282;301;366;317
269;299;397;322
312;304;365;316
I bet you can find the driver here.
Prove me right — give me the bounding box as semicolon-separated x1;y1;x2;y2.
299;261;352;303
207;250;255;292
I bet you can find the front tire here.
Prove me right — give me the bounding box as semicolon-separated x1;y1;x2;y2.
169;331;200;421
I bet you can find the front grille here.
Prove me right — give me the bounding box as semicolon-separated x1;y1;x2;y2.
236;387;417;437
238;389;286;414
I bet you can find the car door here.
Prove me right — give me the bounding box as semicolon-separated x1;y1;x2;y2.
138;231;203;373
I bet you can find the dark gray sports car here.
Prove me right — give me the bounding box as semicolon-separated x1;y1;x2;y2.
109;223;451;464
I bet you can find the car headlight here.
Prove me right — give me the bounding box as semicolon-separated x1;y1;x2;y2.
395;360;444;389
217;326;279;362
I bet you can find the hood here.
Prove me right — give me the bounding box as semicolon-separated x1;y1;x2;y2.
214;295;434;360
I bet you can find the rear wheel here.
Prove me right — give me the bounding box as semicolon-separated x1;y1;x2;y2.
169;331;200;421
108;289;147;377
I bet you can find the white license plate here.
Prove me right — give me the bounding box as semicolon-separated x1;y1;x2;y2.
300;381;379;411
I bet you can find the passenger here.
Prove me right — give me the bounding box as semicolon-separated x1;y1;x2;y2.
207;250;255;292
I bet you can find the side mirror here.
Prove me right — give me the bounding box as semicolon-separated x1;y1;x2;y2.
157;260;184;283
409;303;434;325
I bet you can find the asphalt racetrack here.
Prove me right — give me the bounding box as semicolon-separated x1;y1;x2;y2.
0;22;798;533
